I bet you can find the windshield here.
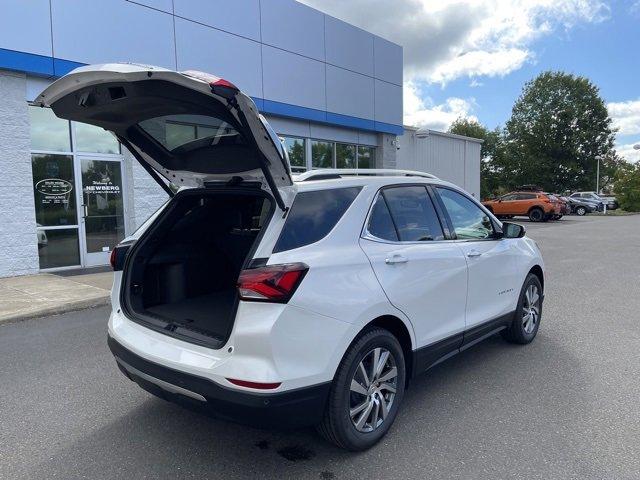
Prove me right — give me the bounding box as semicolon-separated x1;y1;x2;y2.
139;114;244;152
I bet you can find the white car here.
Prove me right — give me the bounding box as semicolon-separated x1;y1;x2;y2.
38;64;545;451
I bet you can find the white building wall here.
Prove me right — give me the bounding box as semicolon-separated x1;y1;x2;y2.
0;71;39;277
397;128;482;198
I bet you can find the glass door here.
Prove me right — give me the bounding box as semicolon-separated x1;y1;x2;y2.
78;157;126;266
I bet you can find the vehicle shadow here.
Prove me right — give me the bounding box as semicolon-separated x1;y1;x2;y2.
26;333;603;480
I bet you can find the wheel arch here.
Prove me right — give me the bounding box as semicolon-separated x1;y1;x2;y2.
527;205;544;214
528;265;544;292
362;315;414;385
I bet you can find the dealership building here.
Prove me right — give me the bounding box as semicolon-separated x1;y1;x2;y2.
0;0;479;277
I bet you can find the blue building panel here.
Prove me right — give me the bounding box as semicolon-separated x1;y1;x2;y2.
0;0;403;135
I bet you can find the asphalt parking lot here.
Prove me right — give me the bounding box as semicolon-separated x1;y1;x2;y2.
1;215;639;480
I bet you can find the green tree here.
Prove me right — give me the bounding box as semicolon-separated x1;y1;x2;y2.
502;71;621;193
614;162;640;211
448;117;503;198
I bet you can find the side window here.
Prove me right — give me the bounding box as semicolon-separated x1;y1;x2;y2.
382;186;444;241
502;194;516;201
437;188;495;240
273;187;361;252
521;193;536;200
367;195;398;241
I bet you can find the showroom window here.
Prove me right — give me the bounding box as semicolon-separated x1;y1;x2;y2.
281;136;306;172
311;140;334;169
29;105;125;270
277;133;375;171
336;143;356;168
357;146;375;169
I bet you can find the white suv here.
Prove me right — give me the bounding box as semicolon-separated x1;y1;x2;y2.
38;64;544;451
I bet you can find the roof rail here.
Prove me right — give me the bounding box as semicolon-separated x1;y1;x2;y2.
294;169;439;182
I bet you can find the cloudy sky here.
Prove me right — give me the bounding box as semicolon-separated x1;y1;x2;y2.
299;0;640;162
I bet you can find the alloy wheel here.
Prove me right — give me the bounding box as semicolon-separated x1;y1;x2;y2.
522;284;541;334
349;347;398;433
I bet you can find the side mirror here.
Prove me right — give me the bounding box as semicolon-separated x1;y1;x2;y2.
501;221;526;239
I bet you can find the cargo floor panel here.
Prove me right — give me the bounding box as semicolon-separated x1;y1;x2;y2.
145;290;237;340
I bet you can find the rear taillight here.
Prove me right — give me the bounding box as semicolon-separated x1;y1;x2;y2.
110;244;131;271
237;263;308;303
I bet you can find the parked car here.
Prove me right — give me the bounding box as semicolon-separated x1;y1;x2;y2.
551;195;571;220
570;192;615;210
598;194;619;210
564;197;596;216
482;191;561;222
38;63;545;451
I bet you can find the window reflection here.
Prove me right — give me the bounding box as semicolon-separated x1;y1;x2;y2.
281;136;306;171
312;140;334;168
29;106;71;152
31;154;77;227
357;146;375;168
336;143;356;168
74;122;120;154
36;228;80;269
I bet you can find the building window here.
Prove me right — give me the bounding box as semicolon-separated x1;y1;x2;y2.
336;143;356;168
31;154;81;269
29;106;71;152
281;136;306;172
357;145;375;168
74;122;120;154
311;140;334;168
35;228;81;269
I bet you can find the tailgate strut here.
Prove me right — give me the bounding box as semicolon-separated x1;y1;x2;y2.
118;136;175;197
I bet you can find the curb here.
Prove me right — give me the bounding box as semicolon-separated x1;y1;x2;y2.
0;295;111;326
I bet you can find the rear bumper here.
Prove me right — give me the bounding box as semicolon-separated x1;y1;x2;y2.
108;336;330;429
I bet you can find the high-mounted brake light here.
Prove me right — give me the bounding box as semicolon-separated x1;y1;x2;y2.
210;78;238;90
237;263;308;303
226;378;281;390
210;78;239;100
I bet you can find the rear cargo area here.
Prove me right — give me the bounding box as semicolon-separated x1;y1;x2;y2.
123;189;272;348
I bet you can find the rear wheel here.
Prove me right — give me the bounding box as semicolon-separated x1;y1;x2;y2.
502;273;543;344
528;207;544;222
575;206;587;216
317;328;406;451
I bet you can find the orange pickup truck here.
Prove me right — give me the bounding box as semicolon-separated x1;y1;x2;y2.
483;191;561;222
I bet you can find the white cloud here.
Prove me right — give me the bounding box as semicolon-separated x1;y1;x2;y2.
299;0;610;84
403;81;477;130
608;99;640;136
617;142;640;163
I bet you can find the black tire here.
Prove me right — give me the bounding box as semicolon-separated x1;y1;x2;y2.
555;215;563;220
528;207;544;222
501;273;543;344
317;328;406;451
575;206;587;216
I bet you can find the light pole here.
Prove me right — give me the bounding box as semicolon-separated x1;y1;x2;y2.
595;155;602;193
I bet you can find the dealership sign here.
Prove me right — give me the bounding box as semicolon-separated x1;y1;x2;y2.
35;178;73;196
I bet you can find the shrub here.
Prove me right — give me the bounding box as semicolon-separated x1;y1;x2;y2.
614;163;640;212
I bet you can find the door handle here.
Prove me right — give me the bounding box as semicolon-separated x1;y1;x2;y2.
385;254;408;265
466;249;482;258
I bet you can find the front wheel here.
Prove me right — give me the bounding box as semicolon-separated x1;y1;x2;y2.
317;328;406;451
575;206;587;216
502;273;543;344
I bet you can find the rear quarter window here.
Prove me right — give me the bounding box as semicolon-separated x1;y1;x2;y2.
273;187;362;253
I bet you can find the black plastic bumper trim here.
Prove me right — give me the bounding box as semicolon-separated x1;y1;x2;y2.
108;336;330;429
